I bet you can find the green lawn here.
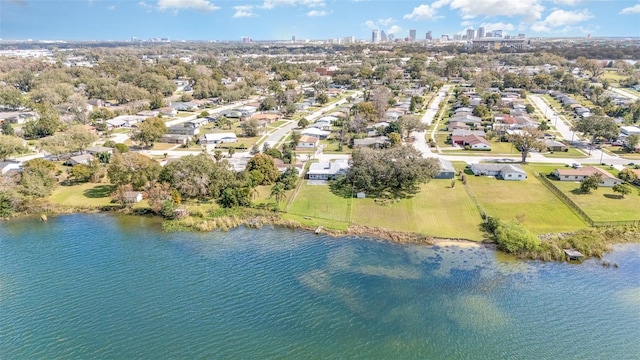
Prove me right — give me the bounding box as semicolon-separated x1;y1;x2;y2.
350;180;485;240
176;111;196;118
544;179;640;222
543;148;588;158
319;138;352;154
286;181;351;226
465;167;587;234
49;183;117;208
269;120;288;128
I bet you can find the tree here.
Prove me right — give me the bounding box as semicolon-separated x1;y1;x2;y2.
355;102;378;122
612;183;632;198
159;154;234;199
131;117;166;148
19;158;57;198
388;132;402;147
525;104;535;114
494;220;541;254
107;152;161;190
278;167;299;190
579;173;602;194
146;182;177;215
241;118;260;137
66;125;98;153
397;115;427;139
0;135;25;160
23;104;62;139
509;128;546;163
572;116;619;152
245;153;279;185
218;116;232;130
270;183;286;204
213;150;223;163
339;146;439;198
259;96;277;111
228;146;236;158
68;164;93;183
316;92;329;105
626;134;639;152
472;104;490;118
618;168;638;183
149;92;166;110
297;118;309;128
218;183;251;208
1;121;14;136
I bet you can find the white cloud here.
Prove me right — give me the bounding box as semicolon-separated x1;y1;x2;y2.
460;20;474;27
233;5;256;17
446;0;544;22
108;4;115;10
364;20;376;29
552;0;582;5
262;0;324;9
403;4;439;20
387;25;403;35
138;1;154;11
378;17;394;26
307;9;328;16
157;0;219;12
620;4;640;14
479;22;515;32
531;9;593;32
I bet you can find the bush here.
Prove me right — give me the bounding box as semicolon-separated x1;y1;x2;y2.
495;220;541;254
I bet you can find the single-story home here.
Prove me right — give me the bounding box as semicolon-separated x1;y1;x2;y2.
546;140;567;152
307;159;349;180
310;119;332;131
160;134;191;145
301;128;331;140
353;136;389;149
552;166;623;187
621;126;640;136
298;135;319;148
470;163;527;180
121;191;143;204
0;161;21;175
434;158;456;179
185;118;208;128
137;110;160;117
251;113;281;124
170;102;199;111
86;146;114;155
66;153;95;166
317;115;338;123
168;126;200;136
450;114;482;126
199;132;238;145
451;134;491;150
447;121;470;131
158;107;178;117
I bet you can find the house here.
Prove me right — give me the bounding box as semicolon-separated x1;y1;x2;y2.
545;140;567;152
85;146;114;155
87;99;105;108
552;166;623;187
310;119;332;131
122;191;143;204
0;161;21;175
307;159;349;180
185;118;208;128
107;115;145;128
297;135;319;148
447;121;470;131
251;113;281;125
198;132;237;145
66;153;95;166
451;129;486;138
385;110;403;121
470;163;527;180
235;105;258;116
450;114;482;127
353;136;389;149
170;102;199;111
160;134;191;145
158;107;178;117
136;110;159;117
434;158;456;179
168;126;200;136
621;126;640;136
451;134;491;150
301;128;330;140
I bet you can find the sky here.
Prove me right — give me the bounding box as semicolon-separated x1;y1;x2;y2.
0;0;639;41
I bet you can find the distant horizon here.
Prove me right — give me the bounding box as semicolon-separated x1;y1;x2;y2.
1;0;639;42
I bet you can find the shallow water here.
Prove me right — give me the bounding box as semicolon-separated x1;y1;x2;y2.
1;214;638;359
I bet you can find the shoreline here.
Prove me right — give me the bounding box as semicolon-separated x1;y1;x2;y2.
3;204;638;262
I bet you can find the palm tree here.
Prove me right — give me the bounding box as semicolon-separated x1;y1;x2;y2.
213;150;223;163
270;183;286;204
228;146;236;158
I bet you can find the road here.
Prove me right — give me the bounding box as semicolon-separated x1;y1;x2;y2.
609;87;639;101
412;85;452;156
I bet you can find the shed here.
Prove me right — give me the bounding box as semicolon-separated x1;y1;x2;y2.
434;158;456;179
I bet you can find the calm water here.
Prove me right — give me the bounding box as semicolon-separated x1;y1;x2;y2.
0;214;639;359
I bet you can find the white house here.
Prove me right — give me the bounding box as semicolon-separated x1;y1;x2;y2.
199;132;238;145
621;126;640;136
301;128;331;140
470;163;527;180
307;159;349;180
0;161;21;175
297;135;319;148
317;115;338;124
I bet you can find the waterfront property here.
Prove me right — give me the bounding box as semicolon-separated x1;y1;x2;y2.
306;159;349;180
470;163;527;180
434;158;456;179
552;167;623;187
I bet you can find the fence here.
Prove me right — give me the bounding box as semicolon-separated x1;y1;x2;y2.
535;171;640;228
534;172;594;226
461;178;487;221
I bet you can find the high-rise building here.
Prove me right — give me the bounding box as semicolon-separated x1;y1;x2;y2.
441;34;449;41
466;28;475;41
372;29;379;43
409;29;417;41
486;31;493;38
477;27;485;39
425;31;432;40
292;35;296;43
517;33;525;39
493;29;503;38
453;34;462;41
380;30;387;42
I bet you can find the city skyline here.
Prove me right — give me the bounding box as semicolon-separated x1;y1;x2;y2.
1;0;639;41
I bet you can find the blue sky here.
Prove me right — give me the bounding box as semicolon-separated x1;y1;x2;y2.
1;0;639;41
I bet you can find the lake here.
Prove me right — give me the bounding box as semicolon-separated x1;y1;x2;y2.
1;214;638;359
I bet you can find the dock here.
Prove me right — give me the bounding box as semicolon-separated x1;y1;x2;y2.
564;249;585;262
315;226;323;234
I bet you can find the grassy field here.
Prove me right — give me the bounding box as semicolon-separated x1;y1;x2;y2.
543;148;588;158
286;181;351;224
350;180;485;240
49;183;116;208
465;167;587;234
